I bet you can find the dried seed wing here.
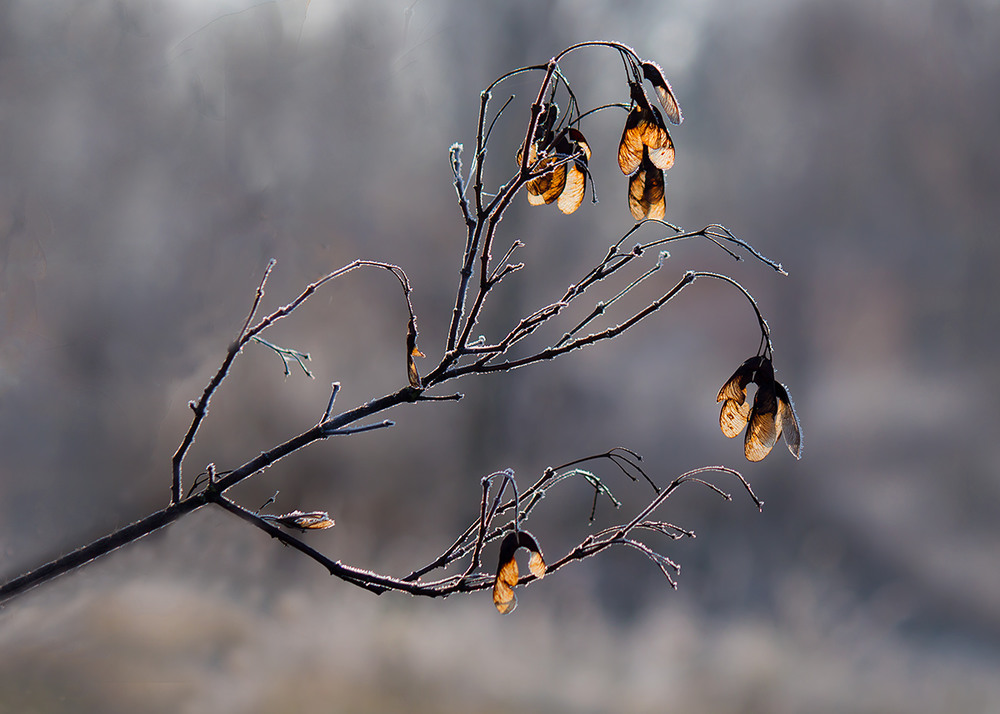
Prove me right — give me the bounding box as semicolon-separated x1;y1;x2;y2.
646;129;675;170
628;168;648;220
744;385;780;461
628;155;666;221
540;163;567;204
528;551;547;580
526;176;548;204
406;318;422;388
744;410;779;461
644;165;666;220
407;352;422;388
776;382;802;459
526;157;564;205
516;530;546;579
492;567;518;614
641;60;683;125
493;532;521;614
717;356;765;402
639;106;670;149
268;510;336;531
557;161;587;214
618;107;645;175
717;375;746;403
290;511;335;530
720;398;751;438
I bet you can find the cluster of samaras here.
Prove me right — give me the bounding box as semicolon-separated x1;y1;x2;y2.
717;355;802;462
520;59;682;220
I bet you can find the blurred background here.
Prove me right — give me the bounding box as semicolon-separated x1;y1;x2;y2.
2;0;999;711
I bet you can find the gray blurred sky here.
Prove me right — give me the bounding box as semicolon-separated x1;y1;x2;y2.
2;1;999;712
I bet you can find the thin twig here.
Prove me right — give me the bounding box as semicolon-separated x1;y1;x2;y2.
321;382;341;423
250;335;313;377
239;258;276;338
170;259;277;504
322;420;395;436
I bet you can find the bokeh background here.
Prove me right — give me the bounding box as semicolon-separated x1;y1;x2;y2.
2;0;999;712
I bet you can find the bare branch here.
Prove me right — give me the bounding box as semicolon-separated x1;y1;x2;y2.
1;42;797;612
322;420;395;437
0;496;208;604
449;142;475;230
169;258;276;504
321;382;341;423
239;258;276;338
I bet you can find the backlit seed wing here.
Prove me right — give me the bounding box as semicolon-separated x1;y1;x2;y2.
526;161;548;204
517;531;547;579
641;60;683;125
526;160;567;205
540;162;567;204
717;356;766;403
527;182;548;206
492;560;518;614
627;169;647;220
618;107;646;175
639;106;670;149
557;160;587;214
493;532;522;614
527;551;546;579
627;157;666;221
745;409;779;461
289;512;335;530
744;385;780;462
407;349;422;388
267;510;336;531
720;398;751;438
717;376;746;403
643;165;666;219
406;316;422;388
775;382;802;459
645;127;675;170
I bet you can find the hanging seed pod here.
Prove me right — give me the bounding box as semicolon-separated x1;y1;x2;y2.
640;60;683;125
627;149;666;220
